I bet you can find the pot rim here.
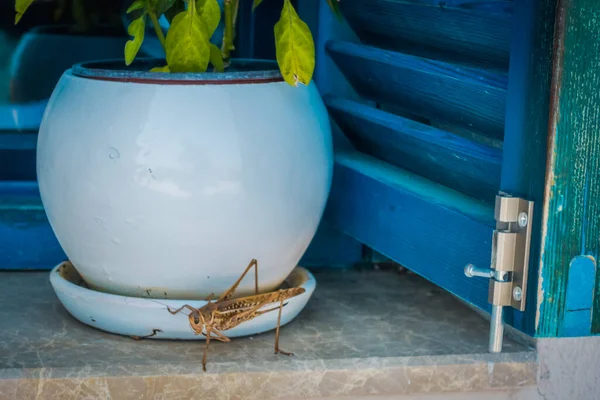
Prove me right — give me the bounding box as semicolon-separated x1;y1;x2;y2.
71;58;284;85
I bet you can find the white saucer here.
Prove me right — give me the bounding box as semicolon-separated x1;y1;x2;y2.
49;261;316;340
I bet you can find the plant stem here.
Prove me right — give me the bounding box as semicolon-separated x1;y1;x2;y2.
222;0;236;62
232;0;240;34
149;11;166;51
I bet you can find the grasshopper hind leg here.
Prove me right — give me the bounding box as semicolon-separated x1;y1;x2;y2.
218;259;259;302
274;298;294;356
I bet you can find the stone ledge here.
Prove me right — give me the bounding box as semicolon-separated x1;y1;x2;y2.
0;268;537;399
0;353;537;400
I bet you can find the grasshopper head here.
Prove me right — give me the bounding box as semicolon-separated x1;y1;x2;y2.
188;310;205;335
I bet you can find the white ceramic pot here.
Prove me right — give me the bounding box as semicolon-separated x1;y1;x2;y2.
37;59;333;299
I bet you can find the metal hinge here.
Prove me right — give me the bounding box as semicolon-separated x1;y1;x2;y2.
464;193;534;353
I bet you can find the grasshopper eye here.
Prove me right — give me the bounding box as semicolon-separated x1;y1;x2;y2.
193;316;200;324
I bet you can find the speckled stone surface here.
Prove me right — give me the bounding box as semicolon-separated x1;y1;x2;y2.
0;268;537;399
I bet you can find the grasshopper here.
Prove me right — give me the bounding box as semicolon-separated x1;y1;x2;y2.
167;259;306;371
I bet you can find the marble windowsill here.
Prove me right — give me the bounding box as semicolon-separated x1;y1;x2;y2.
0;268;537;400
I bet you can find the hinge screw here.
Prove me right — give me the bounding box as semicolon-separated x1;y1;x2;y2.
513;286;523;301
518;212;528;228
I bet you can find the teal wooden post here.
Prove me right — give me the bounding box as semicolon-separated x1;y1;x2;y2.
537;0;600;337
501;0;557;335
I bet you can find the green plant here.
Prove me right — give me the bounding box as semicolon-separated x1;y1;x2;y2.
15;0;341;87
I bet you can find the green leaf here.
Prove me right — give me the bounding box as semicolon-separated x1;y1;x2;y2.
125;15;147;66
165;6;210;73
126;0;145;13
196;0;221;37
14;0;35;24
274;0;315;86
252;0;263;11
209;44;225;72
150;65;171;72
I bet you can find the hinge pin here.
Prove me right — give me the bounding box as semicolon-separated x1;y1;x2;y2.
489;305;504;353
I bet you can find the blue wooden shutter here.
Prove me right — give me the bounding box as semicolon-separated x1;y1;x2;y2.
319;0;513;314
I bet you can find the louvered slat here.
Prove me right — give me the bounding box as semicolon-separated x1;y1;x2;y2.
325;96;502;202
0;182;65;270
325;150;495;311
339;0;513;70
326;41;508;139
